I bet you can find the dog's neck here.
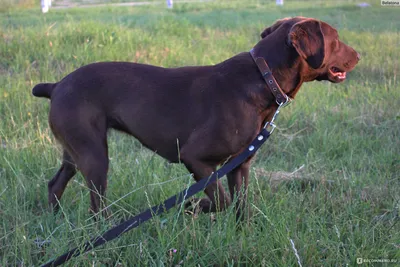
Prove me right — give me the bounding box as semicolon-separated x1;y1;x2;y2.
251;37;306;99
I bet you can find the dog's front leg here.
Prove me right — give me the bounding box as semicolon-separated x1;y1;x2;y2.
182;158;231;213
227;158;252;222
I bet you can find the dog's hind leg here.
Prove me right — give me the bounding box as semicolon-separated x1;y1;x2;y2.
64;129;109;217
77;145;109;217
49;105;109;217
48;150;77;212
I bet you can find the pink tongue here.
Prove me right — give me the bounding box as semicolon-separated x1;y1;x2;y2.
335;72;346;79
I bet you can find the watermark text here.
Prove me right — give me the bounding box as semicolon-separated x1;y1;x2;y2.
357;258;397;264
381;0;400;6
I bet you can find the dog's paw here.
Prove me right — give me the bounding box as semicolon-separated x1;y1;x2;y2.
184;198;201;217
184;197;212;216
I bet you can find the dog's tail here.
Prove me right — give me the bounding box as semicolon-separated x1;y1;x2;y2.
32;83;56;99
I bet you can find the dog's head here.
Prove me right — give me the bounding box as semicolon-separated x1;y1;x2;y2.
260;17;360;83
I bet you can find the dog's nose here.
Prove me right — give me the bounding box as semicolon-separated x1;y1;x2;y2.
357;52;361;61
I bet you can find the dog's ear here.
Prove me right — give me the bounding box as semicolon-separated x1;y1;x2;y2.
260;18;290;39
289;19;325;69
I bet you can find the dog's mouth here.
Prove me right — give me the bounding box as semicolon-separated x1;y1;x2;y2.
329;66;347;82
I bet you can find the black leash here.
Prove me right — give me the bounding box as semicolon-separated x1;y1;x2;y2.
41;128;271;267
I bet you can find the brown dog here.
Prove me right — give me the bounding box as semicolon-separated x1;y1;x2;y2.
33;17;359;220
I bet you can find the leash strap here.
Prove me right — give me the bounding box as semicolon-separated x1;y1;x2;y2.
41;128;271;267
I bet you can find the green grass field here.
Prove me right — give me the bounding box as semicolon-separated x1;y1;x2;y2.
0;0;399;266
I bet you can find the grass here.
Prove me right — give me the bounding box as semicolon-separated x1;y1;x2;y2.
0;0;35;12
0;0;399;266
